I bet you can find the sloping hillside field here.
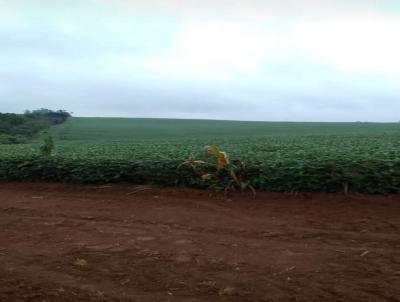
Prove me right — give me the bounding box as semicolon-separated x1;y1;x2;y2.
0;117;399;193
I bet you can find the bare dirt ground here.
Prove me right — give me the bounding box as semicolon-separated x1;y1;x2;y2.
0;183;399;302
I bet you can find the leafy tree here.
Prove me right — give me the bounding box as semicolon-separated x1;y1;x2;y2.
0;109;71;144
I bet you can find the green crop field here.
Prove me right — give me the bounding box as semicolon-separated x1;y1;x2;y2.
0;117;399;193
49;117;400;140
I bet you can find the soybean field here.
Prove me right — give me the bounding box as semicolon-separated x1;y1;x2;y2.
0;117;399;193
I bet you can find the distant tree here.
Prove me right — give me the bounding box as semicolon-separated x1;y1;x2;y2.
0;109;72;144
27;108;72;124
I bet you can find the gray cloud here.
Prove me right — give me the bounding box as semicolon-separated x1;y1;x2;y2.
0;0;399;122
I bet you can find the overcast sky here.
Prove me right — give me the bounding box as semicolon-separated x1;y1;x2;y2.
0;0;399;121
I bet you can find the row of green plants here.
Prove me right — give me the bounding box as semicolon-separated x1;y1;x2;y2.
1;154;398;193
0;135;399;194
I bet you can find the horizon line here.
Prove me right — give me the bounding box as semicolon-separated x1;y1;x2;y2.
71;116;399;124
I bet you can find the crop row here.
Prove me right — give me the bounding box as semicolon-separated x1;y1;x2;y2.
0;135;399;193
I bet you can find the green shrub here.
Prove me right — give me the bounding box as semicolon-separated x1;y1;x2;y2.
39;135;55;157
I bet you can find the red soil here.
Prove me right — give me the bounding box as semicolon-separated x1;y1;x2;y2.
0;183;399;301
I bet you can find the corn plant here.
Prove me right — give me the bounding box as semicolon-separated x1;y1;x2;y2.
39;134;55;157
182;145;256;196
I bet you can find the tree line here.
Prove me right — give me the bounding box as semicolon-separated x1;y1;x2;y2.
0;109;71;144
